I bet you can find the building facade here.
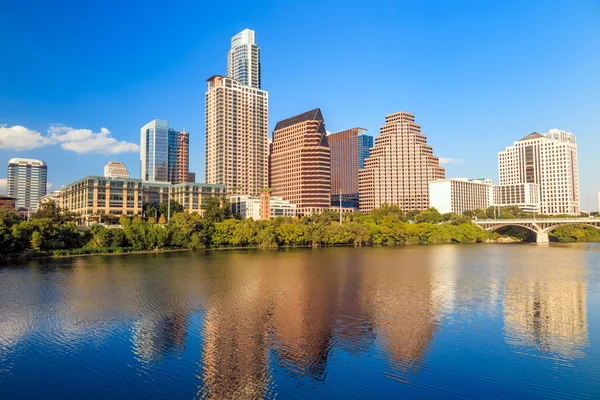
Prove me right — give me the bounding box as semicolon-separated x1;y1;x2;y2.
141;119;169;182
168;128;189;184
498;130;579;215
58;176;225;223
140;120;189;184
491;183;541;213
205;75;268;195
329;127;372;209
270;108;331;215
230;194;296;220
7;158;48;212
104;161;130;178
429;178;491;215
359;112;445;213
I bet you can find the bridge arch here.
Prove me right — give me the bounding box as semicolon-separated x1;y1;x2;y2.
484;223;539;235
541;222;600;234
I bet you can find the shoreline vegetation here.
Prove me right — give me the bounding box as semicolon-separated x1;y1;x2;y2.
2;199;600;261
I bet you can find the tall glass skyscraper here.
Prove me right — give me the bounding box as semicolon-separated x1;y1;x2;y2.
141;120;189;184
7;158;47;211
140;120;169;182
227;29;261;89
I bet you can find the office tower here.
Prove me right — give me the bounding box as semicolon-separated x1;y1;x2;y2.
359;112;445;213
498;129;579;214
270;108;331;215
168;128;189;184
7;158;47;212
205;75;268;195
141;119;169;182
329;127;373;208
104;161;130;178
141;120;189;184
227;29;261;89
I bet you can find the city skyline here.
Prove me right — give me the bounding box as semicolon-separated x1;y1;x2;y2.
1;1;599;209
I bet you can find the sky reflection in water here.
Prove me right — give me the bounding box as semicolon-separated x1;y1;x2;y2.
1;244;599;399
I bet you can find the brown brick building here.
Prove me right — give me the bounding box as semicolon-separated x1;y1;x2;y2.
359;112;445;213
269;108;331;215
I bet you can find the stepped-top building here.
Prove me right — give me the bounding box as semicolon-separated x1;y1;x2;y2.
359;112;445;213
104;161;130;178
498;129;579;215
270;108;331;215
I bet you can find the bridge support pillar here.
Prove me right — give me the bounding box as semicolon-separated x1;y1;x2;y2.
536;232;549;243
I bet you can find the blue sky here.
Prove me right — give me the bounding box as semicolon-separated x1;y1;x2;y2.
1;0;599;209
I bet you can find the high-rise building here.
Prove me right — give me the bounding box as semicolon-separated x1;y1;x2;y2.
359;112;445;213
270;108;331;215
104;161;130;178
140;120;189;184
168;128;189;184
498;130;579;214
141;119;169;182
205;29;268;196
205;75;268;195
227;29;261;89
329;127;372;209
7;158;47;212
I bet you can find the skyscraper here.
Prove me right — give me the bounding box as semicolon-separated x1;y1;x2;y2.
498;129;579;214
359;112;445;213
7;158;47;212
140;120;189;184
270;108;331;215
141;119;169;182
168;128;189;184
205;29;268;196
227;29;261;89
329;127;373;208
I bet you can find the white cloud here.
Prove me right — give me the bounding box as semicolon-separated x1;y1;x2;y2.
0;124;139;154
0;125;53;150
0;178;6;194
47;183;53;190
439;157;464;165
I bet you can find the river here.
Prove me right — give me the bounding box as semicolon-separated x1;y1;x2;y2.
1;244;600;399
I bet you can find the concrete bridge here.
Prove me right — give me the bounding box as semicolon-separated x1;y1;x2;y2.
473;218;600;243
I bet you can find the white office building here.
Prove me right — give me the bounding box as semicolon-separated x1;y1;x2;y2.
7;158;47;212
499;130;579;215
429;178;491;215
229;195;296;220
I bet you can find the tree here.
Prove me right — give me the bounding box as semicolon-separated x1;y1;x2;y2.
158;214;167;224
415;208;442;224
202;196;231;224
159;200;184;220
370;203;405;223
406;209;421;221
30;231;43;251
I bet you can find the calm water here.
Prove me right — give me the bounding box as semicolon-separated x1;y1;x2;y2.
1;244;600;399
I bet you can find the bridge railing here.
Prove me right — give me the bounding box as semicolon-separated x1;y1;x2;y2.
474;218;598;223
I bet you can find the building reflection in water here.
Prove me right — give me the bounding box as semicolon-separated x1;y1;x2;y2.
503;247;588;359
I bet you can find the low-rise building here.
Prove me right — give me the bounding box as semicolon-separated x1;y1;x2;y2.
230;194;297;220
40;190;62;205
491;183;540;213
0;194;17;210
429;178;492;215
58;176;225;223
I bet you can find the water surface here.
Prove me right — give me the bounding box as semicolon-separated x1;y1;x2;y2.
1;244;600;399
